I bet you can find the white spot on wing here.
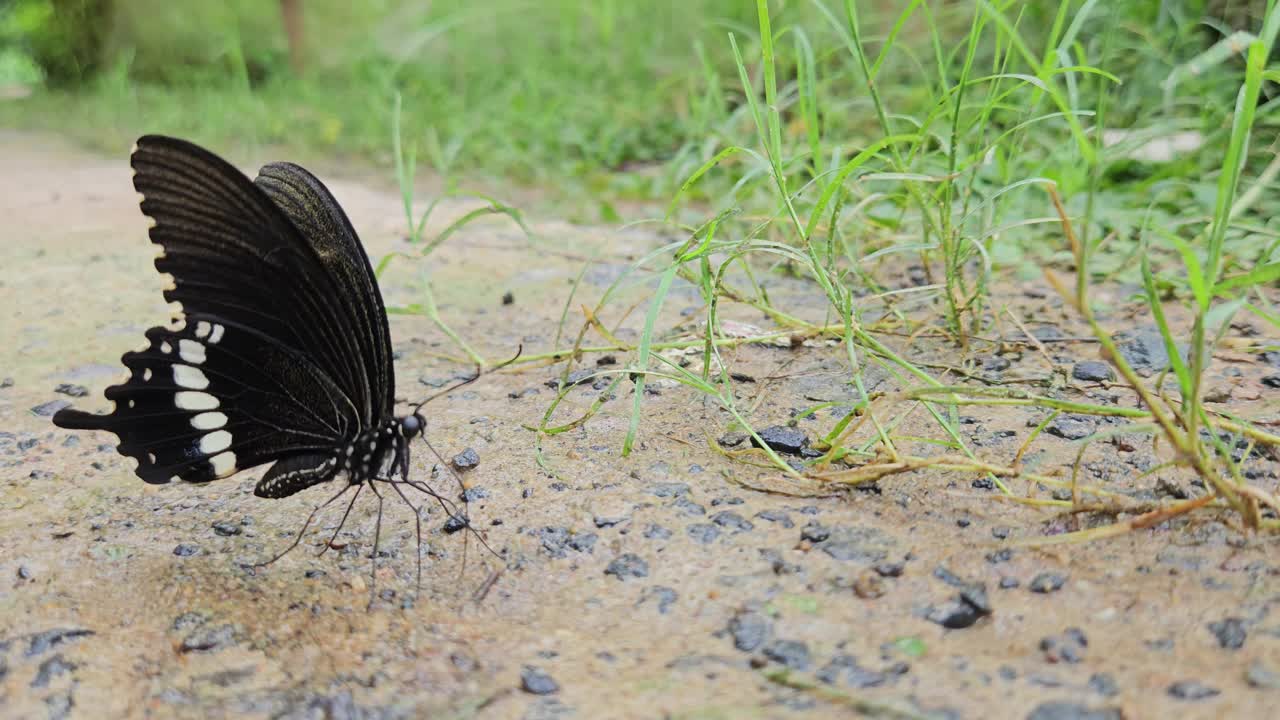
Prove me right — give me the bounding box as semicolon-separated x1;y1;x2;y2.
208;324;225;344
143;368;152;381
195;321;211;338
160;341;172;354
173;365;209;390
175;391;218;410
191;412;227;430
179;340;206;364
200;430;232;454
209;451;237;477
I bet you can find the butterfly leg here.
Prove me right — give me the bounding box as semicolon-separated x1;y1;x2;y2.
255;482;354;568
319;483;363;557
366;479;386;609
387;480;424;595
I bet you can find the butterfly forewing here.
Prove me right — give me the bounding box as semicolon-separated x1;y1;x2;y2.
53;136;397;493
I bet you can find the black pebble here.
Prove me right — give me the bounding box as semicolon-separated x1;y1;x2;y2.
443;515;468;534
1046;415;1096;440
1029;572;1068;593
1207;617;1247;650
728;612;771;652
212;521;241;537
1072;361;1114;382
1167;680;1220;700
755;510;793;528
717;432;748;448
54;383;89;398
753;425;809;455
520;666;559;695
926;600;983;629
26;628;93;657
604;553;648;580
649;482;690;498
1260;374;1280;389
501;291;514;306
173;543;201;557
451;447;481;471
800;522;830;543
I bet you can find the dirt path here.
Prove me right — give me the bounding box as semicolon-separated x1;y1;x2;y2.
1;130;1277;719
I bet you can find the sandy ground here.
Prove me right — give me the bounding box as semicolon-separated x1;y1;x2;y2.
1;129;1278;720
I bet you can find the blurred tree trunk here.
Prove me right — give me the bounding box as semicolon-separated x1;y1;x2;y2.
281;0;305;74
29;0;114;86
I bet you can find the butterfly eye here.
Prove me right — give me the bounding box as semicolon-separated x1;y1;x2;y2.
402;414;424;436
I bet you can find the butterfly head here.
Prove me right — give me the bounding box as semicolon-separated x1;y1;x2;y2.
400;412;427;439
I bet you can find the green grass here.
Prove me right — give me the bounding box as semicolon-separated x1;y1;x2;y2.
6;0;1280;534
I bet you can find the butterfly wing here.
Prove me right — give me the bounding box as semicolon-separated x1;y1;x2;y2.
53;135;389;490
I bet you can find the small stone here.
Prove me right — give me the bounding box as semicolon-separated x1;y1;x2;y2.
54;383;89;397
1040;629;1087;664
604;553;648;580
212;521;241;537
501;291;515;305
30;400;71;417
1246;660;1280;689
1029;572;1068;593
172;543;201;557
1089;672;1120;697
26;628;93;657
648;482;690;498
593;512;629;528
999;576;1020;589
1046;415;1095;441
180;624;236;653
1260;374;1280;389
926;599;983;629
17;564;34;580
1167;680;1219;700
1207;617;1247;650
640;586;678;614
1071;361;1114;382
754;509;793;528
763;640;811;670
710;511;753;532
728;612;771;652
800;522;831;543
1026;701;1122;720
982;355;1011;373
566;533;596;553
686;523;720;544
520;666;559;695
753;425;809;455
545;368;596;389
873;561;904;577
717;432;748;448
643;523;671;540
1203;386;1232;403
853;572;886;599
451;447;481;471
821;540;887;563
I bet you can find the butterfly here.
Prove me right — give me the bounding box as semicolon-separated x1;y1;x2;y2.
52;135;489;586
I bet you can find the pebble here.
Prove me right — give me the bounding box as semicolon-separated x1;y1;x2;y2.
172;543;201;557
520;666;560;695
754;509;793;528
1039;628;1088;663
1167;680;1220;700
1246;660;1280;689
853;572;886;599
212;521;241;537
926;599;983;629
30;400;71;417
686;523;720;544
1089;672;1120;696
545;368;596;390
1261;374;1280;389
817;654;886;688
763;640;811;670
604;553;648;580
717;432;747;448
727;611;771;652
442;515;468;534
1115;328;1181;374
710;511;752;532
54;383;89;397
673;498;705;516
800;522;830;543
643;523;671;540
1207;617;1247;650
1029;572;1068;593
648;482;689;498
1025;702;1122;720
451;447;481;470
753;425;809;454
640;586;678;614
26;628;93;657
180;624;236;653
874;561;904;577
1046;415;1095;440
1072;361;1114;382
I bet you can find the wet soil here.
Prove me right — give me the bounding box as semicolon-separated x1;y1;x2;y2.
1;130;1279;719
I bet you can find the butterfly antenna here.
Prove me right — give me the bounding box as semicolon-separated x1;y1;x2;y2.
386;480;424;593
319;484;364;557
255;483;354;568
410;344;524;415
367;480;386;609
417;435;504;563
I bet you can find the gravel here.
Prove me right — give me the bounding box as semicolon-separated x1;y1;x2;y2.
1071;361;1114;382
451;447;481;470
604;554;648;580
1025;702;1122;720
1207;617;1247;650
1028;572;1068;593
727;612;771;652
753;425;809;455
762;640;810;670
520;666;560;695
1167;680;1220;700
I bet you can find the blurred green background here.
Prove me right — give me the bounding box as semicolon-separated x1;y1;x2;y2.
0;0;1274;222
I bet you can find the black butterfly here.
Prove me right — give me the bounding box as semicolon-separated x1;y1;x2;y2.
52;135;483;583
